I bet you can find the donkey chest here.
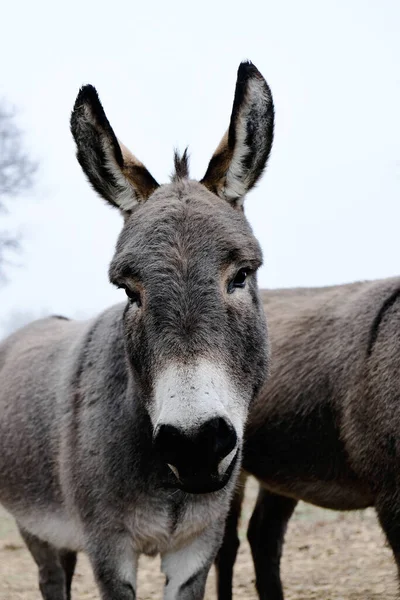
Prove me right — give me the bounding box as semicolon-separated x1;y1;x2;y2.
125;495;217;556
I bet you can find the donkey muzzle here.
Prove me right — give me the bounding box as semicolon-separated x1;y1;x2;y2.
153;417;238;493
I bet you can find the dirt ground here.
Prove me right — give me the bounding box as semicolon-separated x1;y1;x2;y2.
0;478;397;600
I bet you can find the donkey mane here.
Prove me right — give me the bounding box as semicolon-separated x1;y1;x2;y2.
366;286;400;356
171;148;190;181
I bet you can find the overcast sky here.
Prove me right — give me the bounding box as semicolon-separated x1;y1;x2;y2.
0;0;399;325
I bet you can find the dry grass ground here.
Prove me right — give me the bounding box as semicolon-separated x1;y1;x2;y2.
0;478;397;600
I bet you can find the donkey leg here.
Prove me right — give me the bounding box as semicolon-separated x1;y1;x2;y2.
18;525;68;600
247;489;297;600
215;472;247;600
59;550;77;600
86;533;138;600
162;528;223;600
375;493;400;582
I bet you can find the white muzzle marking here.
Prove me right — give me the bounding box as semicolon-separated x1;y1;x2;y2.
150;359;246;443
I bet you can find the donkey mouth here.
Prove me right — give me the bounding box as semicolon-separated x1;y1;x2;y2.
165;449;239;494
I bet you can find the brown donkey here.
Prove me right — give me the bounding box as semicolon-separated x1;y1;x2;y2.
0;62;275;600
216;277;400;599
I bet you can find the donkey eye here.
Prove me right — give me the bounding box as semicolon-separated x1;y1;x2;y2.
120;286;142;307
227;268;249;294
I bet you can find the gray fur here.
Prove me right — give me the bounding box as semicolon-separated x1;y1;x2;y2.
0;60;273;600
216;276;400;599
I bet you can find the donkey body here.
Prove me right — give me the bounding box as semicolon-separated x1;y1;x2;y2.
0;62;274;600
216;277;400;600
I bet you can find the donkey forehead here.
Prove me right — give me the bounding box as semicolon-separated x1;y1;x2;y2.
110;181;262;278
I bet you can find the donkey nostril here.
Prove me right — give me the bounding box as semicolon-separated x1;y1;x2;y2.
153;424;187;465
154;419;237;481
207;417;237;461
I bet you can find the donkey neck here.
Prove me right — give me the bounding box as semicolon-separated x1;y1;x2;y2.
69;303;167;482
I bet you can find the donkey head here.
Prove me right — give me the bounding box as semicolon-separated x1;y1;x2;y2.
71;61;273;494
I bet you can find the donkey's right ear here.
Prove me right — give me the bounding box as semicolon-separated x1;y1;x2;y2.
70;85;159;213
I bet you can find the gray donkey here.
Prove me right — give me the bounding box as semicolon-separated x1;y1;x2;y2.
0;61;274;600
215;277;400;600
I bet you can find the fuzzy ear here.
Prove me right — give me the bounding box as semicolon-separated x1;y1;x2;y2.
201;61;274;208
70;85;159;212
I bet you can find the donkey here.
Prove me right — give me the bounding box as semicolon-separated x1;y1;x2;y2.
0;61;274;600
216;277;400;600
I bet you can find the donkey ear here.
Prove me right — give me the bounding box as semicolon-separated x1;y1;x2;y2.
70;85;159;213
201;61;274;208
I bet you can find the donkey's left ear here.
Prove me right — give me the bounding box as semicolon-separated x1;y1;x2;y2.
201;61;274;208
70;85;159;213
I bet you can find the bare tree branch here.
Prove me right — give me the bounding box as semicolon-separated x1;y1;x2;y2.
0;104;37;205
0;101;37;280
